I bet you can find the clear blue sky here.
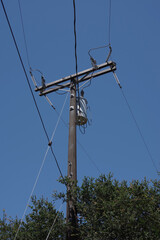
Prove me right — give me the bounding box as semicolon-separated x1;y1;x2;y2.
0;0;160;219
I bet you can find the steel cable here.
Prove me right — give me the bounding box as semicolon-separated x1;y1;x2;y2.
45;203;64;240
73;0;78;76
13;91;68;240
45;95;102;175
13;146;50;240
72;0;81;108
1;0;63;178
108;0;112;45
113;72;159;175
17;0;31;69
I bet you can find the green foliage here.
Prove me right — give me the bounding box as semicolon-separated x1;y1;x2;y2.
0;197;65;240
53;174;160;239
1;175;160;239
22;196;65;240
75;175;160;240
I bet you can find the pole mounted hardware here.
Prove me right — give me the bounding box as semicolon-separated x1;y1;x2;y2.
34;60;117;240
35;61;116;96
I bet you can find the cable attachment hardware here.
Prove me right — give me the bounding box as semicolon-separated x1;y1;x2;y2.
48;141;52;146
90;56;98;69
106;45;112;62
41;76;46;89
30;70;38;89
88;44;112;67
113;72;122;89
70;106;74;111
45;96;56;110
69;172;73;178
68;161;72;167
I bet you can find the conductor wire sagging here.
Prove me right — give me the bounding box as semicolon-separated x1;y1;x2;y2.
88;44;112;67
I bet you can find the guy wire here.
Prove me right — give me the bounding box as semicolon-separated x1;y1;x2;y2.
45;95;102;175
13;93;68;240
45;203;64;240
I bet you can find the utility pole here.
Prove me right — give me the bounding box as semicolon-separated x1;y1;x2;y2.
66;78;78;239
35;60;116;239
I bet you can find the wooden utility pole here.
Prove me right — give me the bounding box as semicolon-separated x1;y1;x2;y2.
35;60;116;240
66;79;78;239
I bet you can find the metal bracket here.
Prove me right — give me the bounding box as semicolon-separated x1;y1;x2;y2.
35;61;116;96
48;141;52;146
70;106;74;111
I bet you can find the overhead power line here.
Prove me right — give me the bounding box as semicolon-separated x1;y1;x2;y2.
17;0;31;69
113;72;159;175
72;0;81;108
0;0;63;178
108;0;112;45
73;0;78;76
13;93;68;240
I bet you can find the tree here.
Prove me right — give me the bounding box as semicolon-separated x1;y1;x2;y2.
0;196;65;240
1;175;160;239
74;174;160;240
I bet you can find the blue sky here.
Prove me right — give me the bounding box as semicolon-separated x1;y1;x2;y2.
0;0;160;219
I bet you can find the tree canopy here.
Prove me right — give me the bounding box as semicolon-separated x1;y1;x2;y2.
0;196;65;240
75;175;160;239
1;174;160;239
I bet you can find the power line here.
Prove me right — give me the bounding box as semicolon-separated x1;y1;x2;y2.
108;0;112;45
73;0;78;76
72;0;81;108
45;95;102;175
1;0;63;178
106;1;158;175
1;0;48;140
17;0;31;69
113;72;159;175
77;141;102;175
13;93;68;240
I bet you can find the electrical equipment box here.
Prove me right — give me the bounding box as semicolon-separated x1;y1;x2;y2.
76;96;88;126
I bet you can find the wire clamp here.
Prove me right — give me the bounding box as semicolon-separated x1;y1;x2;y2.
48;141;52;146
